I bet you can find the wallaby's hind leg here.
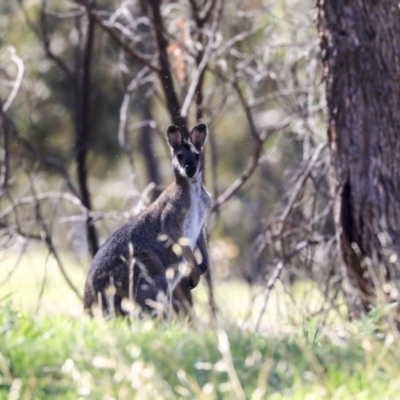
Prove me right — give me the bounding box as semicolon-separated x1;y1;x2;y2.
84;256;169;317
83;278;96;315
83;263;131;317
135;254;170;316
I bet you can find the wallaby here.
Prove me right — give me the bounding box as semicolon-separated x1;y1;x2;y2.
83;123;211;317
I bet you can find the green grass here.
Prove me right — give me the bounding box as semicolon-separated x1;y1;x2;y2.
1;248;400;399
1;304;400;399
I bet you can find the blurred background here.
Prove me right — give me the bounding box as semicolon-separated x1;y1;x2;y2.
0;0;334;323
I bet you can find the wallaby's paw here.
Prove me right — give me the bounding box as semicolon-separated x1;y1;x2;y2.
185;278;195;290
186;271;200;289
198;262;208;275
181;276;195;290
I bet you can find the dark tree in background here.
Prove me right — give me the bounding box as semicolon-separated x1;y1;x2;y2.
318;1;400;318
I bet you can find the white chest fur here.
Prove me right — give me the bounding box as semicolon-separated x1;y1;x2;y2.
183;176;211;249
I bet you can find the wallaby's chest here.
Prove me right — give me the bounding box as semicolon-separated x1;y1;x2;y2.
183;182;211;249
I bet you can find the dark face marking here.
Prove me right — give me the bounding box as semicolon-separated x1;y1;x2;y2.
174;142;201;178
166;124;207;179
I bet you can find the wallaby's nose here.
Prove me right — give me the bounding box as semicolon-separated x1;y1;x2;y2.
185;164;196;178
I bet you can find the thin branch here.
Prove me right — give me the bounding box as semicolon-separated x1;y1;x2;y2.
200;0;219;22
0;241;28;289
0;192;87;220
279;142;327;224
40;0;76;84
75;0;161;73
181;0;223;119
231;80;261;143
35;248;51;313
254;238;328;332
254;143;328;256
185;0;223;121
147;0;188;133
0;104;10;193
211;115;292;213
180;42;213;119
118;66;152;151
17;135;79;197
2;48;24;113
28;175;83;301
212;139;263;213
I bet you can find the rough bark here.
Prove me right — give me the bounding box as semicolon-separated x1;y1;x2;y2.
318;1;400;318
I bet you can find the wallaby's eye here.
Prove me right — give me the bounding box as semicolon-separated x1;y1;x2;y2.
177;153;183;161
194;153;200;161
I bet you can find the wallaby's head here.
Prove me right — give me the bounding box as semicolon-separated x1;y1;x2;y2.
167;124;207;179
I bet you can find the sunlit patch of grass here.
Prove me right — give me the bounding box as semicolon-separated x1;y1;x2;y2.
194;278;345;335
1;247;345;332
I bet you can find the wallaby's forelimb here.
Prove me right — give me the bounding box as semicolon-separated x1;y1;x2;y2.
196;228;209;274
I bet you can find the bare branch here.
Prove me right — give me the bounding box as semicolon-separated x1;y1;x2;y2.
40;0;76;84
254;237;329;332
75;0;161;73
212;140;263;213
118;67;152;151
29;175;83;301
280;141;327;224
2;48;24;113
210;67;292;212
181;0;223;119
0;105;10;193
147;0;188;132
16;133;79;197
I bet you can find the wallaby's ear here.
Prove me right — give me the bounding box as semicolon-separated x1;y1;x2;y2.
167;125;183;149
190;123;207;149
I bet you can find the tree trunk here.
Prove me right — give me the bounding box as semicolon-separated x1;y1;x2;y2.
138;100;162;200
147;0;188;135
317;1;400;318
75;8;99;258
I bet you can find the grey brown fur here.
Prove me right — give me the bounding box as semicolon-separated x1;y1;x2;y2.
83;124;211;317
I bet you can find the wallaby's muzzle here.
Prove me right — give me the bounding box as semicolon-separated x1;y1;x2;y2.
185;164;197;178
